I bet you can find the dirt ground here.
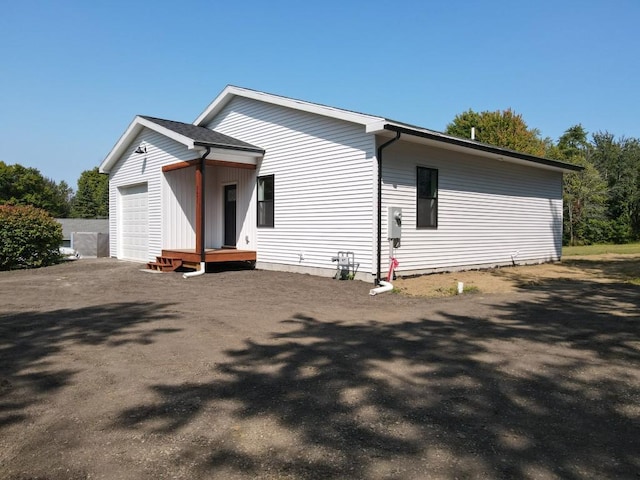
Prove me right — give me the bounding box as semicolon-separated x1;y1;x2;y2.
395;253;640;297
0;257;638;479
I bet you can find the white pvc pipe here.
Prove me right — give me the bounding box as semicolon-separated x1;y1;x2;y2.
182;262;206;279
369;280;393;296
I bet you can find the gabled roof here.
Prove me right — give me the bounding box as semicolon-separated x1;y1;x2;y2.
195;85;582;173
139;116;264;152
100;115;264;174
194;85;385;128
101;85;581;175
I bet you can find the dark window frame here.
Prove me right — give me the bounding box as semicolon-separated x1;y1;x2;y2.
257;174;274;228
416;166;438;229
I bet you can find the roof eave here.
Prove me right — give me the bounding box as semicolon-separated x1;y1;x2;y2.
100;115;266;174
370;123;583;173
99;116;200;174
99;117;144;174
192;141;265;155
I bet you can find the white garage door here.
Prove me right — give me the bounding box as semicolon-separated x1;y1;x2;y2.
119;184;148;262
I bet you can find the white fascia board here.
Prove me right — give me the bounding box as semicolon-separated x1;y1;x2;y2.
194;85;384;127
375;122;579;174
433;140;571;173
137;116;196;149
203;147;260;164
99;116;196;174
193;85;236;126
365;120;390;134
99;118;144;174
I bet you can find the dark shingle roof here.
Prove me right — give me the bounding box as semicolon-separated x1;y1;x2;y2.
140;116;264;153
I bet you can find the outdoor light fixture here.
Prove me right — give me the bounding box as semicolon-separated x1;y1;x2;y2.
134;145;147;154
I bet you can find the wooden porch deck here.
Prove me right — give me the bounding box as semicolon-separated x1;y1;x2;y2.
161;248;257;264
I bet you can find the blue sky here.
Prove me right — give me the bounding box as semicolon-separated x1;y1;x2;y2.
1;0;638;189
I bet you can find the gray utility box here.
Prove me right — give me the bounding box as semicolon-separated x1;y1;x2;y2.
71;232;110;258
388;207;402;239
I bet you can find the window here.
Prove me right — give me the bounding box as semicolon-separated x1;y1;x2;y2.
417;167;438;228
257;175;274;227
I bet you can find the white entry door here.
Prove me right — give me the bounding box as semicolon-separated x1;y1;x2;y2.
119;184;148;261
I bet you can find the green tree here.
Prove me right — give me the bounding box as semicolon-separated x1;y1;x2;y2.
591;133;640;241
549;125;608;245
445;108;548;157
557;124;591;159
54;180;74;217
0;161;71;217
562;157;608;245
71;167;109;218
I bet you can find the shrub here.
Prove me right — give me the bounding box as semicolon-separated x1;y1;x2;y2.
0;205;63;270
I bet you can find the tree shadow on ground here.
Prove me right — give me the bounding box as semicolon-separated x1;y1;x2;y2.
0;302;180;431
562;256;640;282
489;255;640;290
115;283;639;479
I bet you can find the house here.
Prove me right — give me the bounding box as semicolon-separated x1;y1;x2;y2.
99;86;581;283
56;218;109;257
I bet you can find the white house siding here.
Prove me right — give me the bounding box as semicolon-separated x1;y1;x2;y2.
205;165;257;249
381;140;563;275
163;167;195;250
206;97;376;278
162;165;256;250
108;129;198;261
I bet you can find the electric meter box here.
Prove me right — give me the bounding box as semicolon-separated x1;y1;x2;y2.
388;207;402;239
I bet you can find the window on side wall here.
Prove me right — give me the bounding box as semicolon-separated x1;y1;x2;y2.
257;175;274;227
417;167;438;228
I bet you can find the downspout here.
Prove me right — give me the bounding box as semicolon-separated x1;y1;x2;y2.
183;146;211;279
374;131;400;286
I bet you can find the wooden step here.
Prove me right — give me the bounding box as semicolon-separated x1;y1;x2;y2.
146;256;183;272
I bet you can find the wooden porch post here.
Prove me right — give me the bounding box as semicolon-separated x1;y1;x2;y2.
195;158;206;262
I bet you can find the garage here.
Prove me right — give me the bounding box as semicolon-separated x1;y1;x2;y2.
119;183;148;261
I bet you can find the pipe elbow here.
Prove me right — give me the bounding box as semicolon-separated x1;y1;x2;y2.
182;262;206;279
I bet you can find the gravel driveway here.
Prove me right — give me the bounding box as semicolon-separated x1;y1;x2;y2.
0;259;638;479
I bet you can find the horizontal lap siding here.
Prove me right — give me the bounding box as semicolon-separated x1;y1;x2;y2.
382;141;563;273
108;129;197;260
206;97;375;275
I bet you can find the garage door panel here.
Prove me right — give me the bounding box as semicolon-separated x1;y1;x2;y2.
120;184;148;261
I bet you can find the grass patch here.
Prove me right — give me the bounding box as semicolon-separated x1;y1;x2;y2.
461;285;479;294
563;243;640;256
436;284;480;296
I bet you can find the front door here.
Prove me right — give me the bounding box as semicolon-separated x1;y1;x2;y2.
224;184;237;247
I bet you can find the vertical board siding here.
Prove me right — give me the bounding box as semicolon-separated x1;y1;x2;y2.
381;141;563;274
205;166;257;249
163;165;255;250
163;167;195;250
206;97;376;276
108;129;197;261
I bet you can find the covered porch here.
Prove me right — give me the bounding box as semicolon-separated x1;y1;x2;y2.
138;117;264;274
162;247;257;263
147;247;256;272
150;157;260;273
